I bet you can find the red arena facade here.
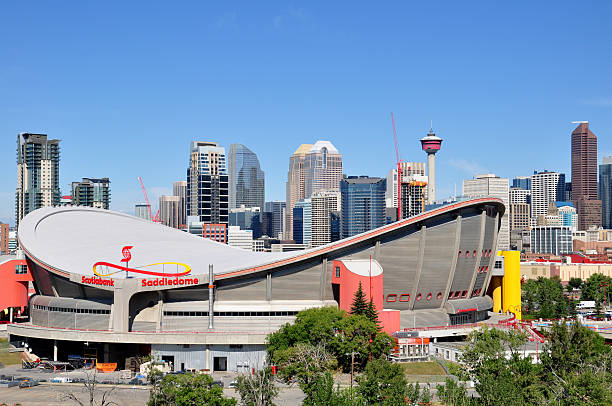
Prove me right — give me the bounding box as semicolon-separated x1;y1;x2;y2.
9;197;504;372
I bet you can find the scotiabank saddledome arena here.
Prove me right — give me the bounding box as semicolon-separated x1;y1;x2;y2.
11;198;504;372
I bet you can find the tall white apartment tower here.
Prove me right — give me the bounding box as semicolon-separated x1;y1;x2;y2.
463;174;510;250
530;171;565;225
16;133;61;229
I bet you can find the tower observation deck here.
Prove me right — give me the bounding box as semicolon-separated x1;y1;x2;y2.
420;130;443;204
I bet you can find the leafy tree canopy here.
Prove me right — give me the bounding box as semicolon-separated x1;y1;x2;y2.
267;307;393;374
581;273;612;308
147;373;236;406
522;276;569;319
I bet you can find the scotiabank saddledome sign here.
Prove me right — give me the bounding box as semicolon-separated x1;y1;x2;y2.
87;246;199;288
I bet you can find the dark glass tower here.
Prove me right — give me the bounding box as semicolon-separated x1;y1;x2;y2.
228;144;265;211
340;176;386;239
600;157;612;229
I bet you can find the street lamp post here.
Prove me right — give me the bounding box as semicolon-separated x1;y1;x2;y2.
601;282;610;311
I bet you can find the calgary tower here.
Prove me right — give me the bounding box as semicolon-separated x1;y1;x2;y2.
420;127;443;204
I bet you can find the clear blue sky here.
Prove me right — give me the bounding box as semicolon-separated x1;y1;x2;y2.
1;1;611;225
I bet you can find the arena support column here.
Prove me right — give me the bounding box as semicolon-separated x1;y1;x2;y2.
209;264;215;330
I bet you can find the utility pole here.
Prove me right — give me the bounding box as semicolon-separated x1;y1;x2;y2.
347;351;357;390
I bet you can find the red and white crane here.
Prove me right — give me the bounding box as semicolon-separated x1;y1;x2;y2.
138;176;160;222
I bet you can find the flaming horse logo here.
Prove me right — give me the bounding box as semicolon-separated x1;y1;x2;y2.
92;246;191;278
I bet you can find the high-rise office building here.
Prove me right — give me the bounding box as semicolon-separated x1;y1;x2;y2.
565;182;572;202
261;212;273;238
311;191;341;247
228;144;265;211
571;122;601;230
530;226;572;255
463;174;510;250
229;206;262;238
0;223;8;255
557;202;578;231
264;201;286;239
159;195;181;228
285;144;313;240
135;203;150;220
293;199;312;246
400;174;428;219
530;171;565;224
227;226;254;251
187;141;229;225
512;176;531;190
16;133;60;228
600;157;612;229
304;141;343;198
71;178;110;209
386;162;426;208
340;176;386;239
509;203;530;232
509;187;531;205
173;181;187;228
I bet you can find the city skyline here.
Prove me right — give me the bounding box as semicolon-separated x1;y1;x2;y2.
1;2;612;225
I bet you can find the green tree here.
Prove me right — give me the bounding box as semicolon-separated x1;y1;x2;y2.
365;298;381;331
267;306;344;362
568;277;583;290
460;327;544;405
521;276;568;319
267;307;393;373
235;368;278;406
539;321;612;405
350;281;368;316
275;343;336;391
355;358;408;405
581;273;612;312
436;378;474;406
330;314;393;371
147;373;236;406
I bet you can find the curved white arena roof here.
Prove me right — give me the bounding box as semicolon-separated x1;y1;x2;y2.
18;197;505;282
18;207;290;278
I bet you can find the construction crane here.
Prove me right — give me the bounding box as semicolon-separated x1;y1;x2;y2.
391;112;402;221
138;176;160;222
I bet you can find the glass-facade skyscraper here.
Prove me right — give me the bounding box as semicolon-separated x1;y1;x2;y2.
228;144;265;211
340;176;386;239
265;201;286;239
512;176;531;191
600;157;612;229
293;199;311;246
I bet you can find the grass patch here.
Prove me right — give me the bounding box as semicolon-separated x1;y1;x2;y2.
401;361;447;376
0;338;23;366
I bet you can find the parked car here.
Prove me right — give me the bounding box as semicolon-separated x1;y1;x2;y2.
228;380;237;389
19;379;39;388
212;380;224;388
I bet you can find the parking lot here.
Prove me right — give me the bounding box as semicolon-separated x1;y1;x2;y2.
0;365;306;406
